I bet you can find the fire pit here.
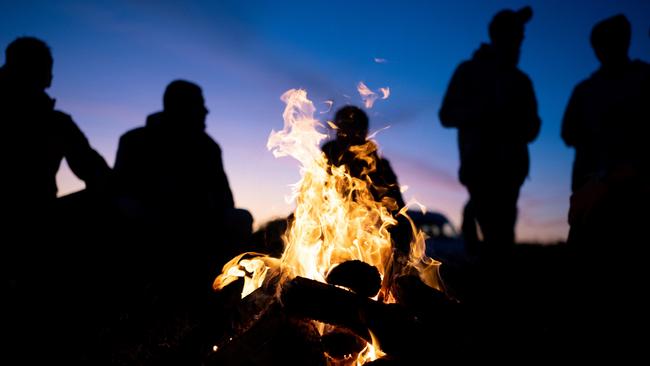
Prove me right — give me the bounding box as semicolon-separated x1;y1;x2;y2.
207;89;458;365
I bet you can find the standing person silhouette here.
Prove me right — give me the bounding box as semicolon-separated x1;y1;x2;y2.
560;15;649;359
439;6;541;260
0;36;111;364
562;14;649;250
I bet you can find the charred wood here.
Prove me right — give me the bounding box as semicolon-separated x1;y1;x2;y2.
206;302;326;366
281;276;434;359
326;260;382;298
321;326;367;359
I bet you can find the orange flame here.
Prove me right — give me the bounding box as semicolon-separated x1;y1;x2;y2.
357;82;390;108
357;81;378;109
268;89;396;286
214;88;442;364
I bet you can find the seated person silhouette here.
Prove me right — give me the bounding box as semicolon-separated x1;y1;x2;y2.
0;37;111;221
0;36;111;364
114;80;251;280
0;37;111;274
322;106;409;251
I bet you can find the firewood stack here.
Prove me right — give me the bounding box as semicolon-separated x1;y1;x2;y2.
206;257;461;365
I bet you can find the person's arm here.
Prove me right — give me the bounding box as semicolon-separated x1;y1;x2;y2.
113;131;141;196
521;76;541;143
439;62;475;128
561;86;583;148
211;143;235;210
57;111;111;190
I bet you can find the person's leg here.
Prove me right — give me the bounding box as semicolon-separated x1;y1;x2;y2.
471;183;518;261
461;198;480;257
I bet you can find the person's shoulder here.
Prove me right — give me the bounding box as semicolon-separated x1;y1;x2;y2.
630;59;650;78
321;139;337;151
571;74;598;95
119;126;148;143
379;155;394;169
455;59;476;74
513;68;534;84
197;131;223;156
50;110;82;132
51;109;73;123
321;139;342;158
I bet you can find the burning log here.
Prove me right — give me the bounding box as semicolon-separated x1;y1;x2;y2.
321;327;367;360
326;260;381;298
209;89;461;364
392;274;458;321
281;276;373;340
282;276;433;357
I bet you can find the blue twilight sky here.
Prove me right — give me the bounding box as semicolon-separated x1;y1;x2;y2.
1;0;648;242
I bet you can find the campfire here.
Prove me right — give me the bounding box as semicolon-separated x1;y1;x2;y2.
209;89;454;365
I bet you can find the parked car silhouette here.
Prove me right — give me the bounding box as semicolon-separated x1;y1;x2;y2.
406;210;465;261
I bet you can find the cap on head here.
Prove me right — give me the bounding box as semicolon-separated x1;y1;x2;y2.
590;14;631;65
489;6;533;43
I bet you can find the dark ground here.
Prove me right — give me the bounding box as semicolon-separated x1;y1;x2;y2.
3;198;643;365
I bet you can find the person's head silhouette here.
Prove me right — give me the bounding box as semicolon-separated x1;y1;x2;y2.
162;80;209;131
3;37;53;91
591;14;631;69
488;6;532;67
333;106;368;145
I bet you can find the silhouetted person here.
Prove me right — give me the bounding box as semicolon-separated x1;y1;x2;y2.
561;14;649;359
0;36;111;364
439;6;541;260
322;106;409;252
115;80;234;219
562;14;649;244
114;79;252;283
0;37;110;221
113;80;253;364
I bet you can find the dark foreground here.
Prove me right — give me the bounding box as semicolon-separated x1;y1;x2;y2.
2;204;644;365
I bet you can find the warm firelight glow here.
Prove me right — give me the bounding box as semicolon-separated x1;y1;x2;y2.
269;89;398;287
213;88;441;364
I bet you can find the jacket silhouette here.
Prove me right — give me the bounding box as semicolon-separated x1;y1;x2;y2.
114;80;234;224
562;14;649;242
559;15;649;358
1;36;111;365
562;15;649;194
439;7;540;255
0;37;110;217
